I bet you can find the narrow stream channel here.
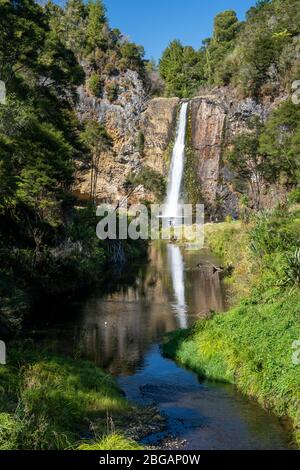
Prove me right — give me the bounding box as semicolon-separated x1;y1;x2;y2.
30;242;293;450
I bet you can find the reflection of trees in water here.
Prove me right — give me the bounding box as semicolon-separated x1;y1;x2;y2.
78;244;226;375
185;268;225;315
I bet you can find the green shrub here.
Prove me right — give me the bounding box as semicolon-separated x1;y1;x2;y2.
250;210;300;256
288;188;300;205
136;131;145;154
125;167;166;202
105;82;118;103
285;248;300;286
87;73;103;97
119;42;145;77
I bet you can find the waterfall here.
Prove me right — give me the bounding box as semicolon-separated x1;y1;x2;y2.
164;102;188;219
167;244;187;329
164;102;188;328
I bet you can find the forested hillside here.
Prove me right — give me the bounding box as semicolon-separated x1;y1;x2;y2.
0;0;147;334
160;0;300;99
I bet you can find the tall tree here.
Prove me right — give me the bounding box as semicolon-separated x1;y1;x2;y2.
62;0;87;56
80;121;113;202
259;100;300;186
86;0;107;55
0;0;84;250
0;0;46;86
159;40;204;97
203;10;240;84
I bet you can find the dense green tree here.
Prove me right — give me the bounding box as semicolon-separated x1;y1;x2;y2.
119;42;145;77
0;0;87;328
159;10;240;94
64;0;87;54
85;0;107;55
159;40;184;97
227;119;264;209
203;10;240;84
124;167;166;202
229;0;300;96
158;0;300;97
213;10;240;42
159;40;204;98
0;0;46;85
259;100;300;185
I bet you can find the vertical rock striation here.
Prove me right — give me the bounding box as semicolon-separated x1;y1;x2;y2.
190;97;226;210
140;97;180;175
188;89;284;217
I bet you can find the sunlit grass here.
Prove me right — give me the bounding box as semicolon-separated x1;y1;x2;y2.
164;211;300;446
78;433;144;450
164;289;300;445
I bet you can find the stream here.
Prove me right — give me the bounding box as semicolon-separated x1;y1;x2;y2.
30;242;293;450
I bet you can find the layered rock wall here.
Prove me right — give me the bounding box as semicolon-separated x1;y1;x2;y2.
74;76;287;215
140;97;179;175
190;97;226;208
74;70;146;203
189;88;286;217
74;72;179;203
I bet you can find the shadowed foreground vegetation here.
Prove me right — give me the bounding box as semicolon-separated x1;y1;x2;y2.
163;207;300;446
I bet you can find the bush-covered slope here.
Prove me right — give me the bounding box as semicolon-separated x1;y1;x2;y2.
159;0;300;99
0;0;148;333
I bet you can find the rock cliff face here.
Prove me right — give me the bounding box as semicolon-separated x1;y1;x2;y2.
190;97;226;209
74;72;179;203
74;70;146;203
74;76;287;215
188;88;287;217
140;97;179;175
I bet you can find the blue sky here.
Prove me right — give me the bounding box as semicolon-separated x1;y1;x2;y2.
56;1;257;60
103;0;256;60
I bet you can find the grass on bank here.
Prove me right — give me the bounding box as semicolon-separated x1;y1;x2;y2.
204;219;256;302
163;208;300;445
0;343;138;450
78;433;143;450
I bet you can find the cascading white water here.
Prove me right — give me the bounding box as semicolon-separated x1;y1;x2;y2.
164;101;188;219
167;244;187;329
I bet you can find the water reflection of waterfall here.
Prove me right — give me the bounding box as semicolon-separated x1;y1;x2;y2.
167;244;187;329
32;244;227;374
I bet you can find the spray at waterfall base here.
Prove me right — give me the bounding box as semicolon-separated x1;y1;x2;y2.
95;203;204;246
